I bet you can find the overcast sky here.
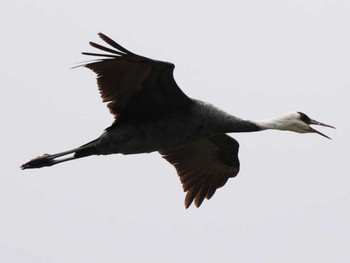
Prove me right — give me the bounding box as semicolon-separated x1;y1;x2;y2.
1;0;349;262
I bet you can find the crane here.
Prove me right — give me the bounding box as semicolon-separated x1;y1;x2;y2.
21;33;335;208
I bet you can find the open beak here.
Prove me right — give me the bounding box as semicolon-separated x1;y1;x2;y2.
308;119;335;139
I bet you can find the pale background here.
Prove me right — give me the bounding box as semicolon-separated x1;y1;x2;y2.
1;0;349;262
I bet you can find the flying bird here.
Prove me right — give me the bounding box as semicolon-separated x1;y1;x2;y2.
21;33;335;208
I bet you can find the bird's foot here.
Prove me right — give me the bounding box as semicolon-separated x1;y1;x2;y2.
21;154;55;170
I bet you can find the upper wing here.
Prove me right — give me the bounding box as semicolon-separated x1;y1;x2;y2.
159;134;240;208
83;33;193;123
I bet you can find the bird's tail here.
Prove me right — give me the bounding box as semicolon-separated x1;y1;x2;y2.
20;139;99;170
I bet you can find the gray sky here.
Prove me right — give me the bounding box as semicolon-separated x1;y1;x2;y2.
1;0;349;262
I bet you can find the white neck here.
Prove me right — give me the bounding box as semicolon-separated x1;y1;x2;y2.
253;112;301;132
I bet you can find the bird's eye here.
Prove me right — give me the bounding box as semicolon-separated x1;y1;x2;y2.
297;112;311;124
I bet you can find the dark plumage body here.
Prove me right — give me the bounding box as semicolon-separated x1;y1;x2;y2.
95;99;259;155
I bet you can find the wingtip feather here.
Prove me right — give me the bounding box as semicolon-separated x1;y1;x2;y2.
97;32;135;55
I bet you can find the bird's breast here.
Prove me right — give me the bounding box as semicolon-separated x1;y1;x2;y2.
95;118;216;155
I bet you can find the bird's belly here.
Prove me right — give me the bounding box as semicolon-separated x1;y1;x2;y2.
95;119;214;155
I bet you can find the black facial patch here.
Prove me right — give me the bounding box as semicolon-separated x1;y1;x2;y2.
297;112;311;124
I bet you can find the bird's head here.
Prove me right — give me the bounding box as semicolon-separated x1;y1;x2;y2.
266;111;335;139
297;111;335;139
258;112;335;139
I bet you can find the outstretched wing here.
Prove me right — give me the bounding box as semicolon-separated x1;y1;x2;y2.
83;33;193;123
159;134;240;208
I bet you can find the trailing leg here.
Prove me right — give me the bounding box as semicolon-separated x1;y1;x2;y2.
20;139;98;169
